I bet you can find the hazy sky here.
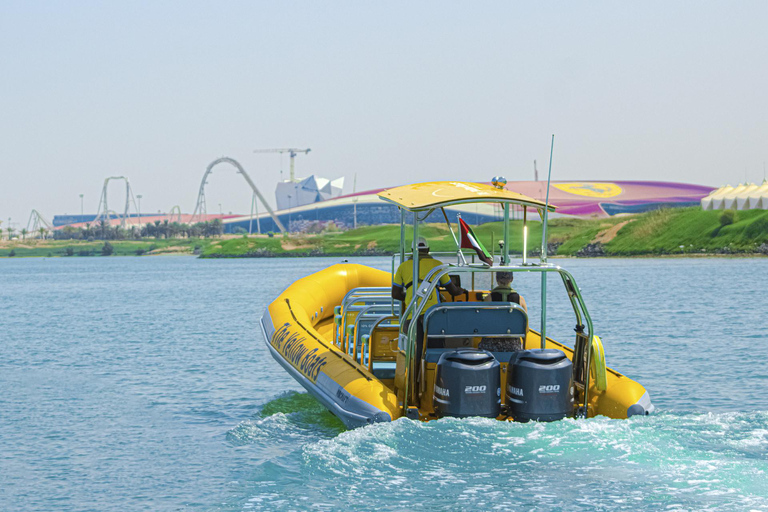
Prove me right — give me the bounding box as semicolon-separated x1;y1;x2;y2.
1;1;767;229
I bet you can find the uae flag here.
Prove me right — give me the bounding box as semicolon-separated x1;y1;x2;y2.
459;217;493;265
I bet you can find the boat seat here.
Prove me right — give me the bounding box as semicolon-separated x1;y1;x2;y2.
371;361;397;380
338;301;400;350
422;302;528;355
368;324;399;361
352;315;386;353
351;311;397;359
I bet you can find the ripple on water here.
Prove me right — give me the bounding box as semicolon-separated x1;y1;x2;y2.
231;411;768;511
4;257;768;512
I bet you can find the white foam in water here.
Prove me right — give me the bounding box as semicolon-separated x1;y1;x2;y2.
273;412;768;511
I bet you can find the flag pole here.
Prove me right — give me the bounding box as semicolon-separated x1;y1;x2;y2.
443;208;467;265
540;134;555;350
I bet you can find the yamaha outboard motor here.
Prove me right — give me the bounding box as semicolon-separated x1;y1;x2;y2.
434;349;500;418
506;349;574;422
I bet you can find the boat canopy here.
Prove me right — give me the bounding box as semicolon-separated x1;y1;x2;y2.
377;181;556;212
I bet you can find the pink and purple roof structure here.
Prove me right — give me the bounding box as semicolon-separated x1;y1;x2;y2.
493;180;715;217
52;180;715;234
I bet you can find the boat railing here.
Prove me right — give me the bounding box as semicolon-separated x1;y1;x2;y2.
401;263;595;416
336;287;396;344
340;287;392;316
338;294;399;351
362;315;400;371
351;304;401;363
339;287;396;318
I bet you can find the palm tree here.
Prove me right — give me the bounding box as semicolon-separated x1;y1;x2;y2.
20;228;28;241
98;219;109;240
38;227;46;240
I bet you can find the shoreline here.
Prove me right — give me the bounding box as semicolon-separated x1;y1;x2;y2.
2;248;765;260
2;206;767;260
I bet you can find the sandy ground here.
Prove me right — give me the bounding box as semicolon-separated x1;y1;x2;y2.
281;240;313;251
149;245;192;254
591;220;634;244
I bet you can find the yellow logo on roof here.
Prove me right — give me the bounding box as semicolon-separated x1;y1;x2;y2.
553;182;623;198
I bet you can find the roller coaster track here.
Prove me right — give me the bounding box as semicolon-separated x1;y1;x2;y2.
191;157;286;232
26;209;53;237
169;205;182;223
93;176;139;228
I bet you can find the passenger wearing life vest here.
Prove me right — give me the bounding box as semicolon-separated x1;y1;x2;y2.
484;271;527;312
391;237;466;381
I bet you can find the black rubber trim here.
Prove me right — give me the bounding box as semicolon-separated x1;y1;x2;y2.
285;298;372;382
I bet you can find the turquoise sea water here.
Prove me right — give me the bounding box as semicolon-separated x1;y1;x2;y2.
1;256;767;511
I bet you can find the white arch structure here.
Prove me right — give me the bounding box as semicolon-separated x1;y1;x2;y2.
169;205;182;223
26;209;54;237
191;157;286;232
93;176;139;228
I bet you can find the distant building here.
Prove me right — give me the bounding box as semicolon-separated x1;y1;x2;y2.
224;180;715;233
275;175;344;210
52;179;715;234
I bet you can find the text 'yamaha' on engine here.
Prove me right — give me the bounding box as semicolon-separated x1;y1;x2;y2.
505;348;574;422
433;349;500;418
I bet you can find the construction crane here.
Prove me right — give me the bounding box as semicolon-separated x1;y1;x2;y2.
253;148;311;183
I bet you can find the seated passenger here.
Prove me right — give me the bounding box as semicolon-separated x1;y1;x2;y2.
479;271;527;352
484;271;527;312
392;237;466;381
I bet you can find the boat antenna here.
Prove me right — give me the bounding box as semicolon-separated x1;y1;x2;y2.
540;134;554;351
541;135;555;263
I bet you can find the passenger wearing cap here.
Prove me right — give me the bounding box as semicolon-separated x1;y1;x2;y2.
479;271;528;353
484;271;527;312
392;237;466;381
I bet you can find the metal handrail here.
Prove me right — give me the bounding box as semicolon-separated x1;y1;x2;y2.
352;305;401;362
341;297;399;352
366;315;400;371
341;287;391;309
337;287;392;345
402;263;594;416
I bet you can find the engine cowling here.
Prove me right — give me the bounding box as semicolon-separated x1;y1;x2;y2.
433;349;500;418
506;349;574;422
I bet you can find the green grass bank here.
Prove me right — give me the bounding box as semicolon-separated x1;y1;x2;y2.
2;207;767;259
0;238;213;258
201;207;768;258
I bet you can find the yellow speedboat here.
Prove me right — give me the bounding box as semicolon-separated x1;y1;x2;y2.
260;180;653;428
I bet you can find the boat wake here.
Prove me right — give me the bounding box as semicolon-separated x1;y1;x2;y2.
227;391;344;446
237;398;768;511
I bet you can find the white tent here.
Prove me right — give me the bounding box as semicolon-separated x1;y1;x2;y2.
702;181;768;211
701;185;734;210
735;183;760;210
747;180;768;210
701;186;723;210
723;183;749;210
